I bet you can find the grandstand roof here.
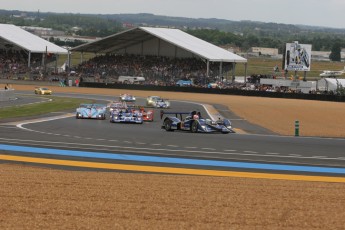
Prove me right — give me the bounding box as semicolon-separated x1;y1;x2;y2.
0;24;68;54
71;27;247;63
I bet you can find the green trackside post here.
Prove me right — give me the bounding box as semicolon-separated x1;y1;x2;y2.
295;120;300;137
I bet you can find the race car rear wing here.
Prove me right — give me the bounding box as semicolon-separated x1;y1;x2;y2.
160;110;190;120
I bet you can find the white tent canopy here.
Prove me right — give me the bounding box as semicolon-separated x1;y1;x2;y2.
0;24;68;54
317;78;345;92
71;27;247;63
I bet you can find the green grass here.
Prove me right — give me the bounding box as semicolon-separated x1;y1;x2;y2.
234;58;345;80
0;96;94;119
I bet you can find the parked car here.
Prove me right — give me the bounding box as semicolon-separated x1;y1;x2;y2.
176;80;192;87
117;76;145;84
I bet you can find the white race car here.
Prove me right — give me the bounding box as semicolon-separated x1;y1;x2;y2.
146;96;170;108
120;94;136;102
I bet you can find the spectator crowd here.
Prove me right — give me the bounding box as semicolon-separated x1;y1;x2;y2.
0;49;48;80
74;54;234;86
0;50;338;94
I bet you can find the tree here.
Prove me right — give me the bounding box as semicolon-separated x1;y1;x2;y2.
329;42;341;61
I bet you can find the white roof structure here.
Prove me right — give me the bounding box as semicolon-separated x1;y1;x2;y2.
71;27;247;63
317;78;345;91
0;24;68;54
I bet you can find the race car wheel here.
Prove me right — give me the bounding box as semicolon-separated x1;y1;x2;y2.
76;113;80;119
191;121;198;133
164;119;173;131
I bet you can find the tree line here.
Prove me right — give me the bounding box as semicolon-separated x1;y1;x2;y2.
1;10;344;61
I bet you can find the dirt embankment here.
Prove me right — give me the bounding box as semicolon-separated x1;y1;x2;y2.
1;164;345;229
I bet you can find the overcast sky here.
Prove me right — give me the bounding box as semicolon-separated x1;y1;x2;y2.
1;0;345;29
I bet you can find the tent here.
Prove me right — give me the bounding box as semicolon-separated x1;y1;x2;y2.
0;24;68;68
71;27;247;80
317;78;345;92
0;24;68;54
72;27;246;63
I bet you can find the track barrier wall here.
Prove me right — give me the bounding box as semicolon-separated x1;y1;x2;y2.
1;79;344;103
80;82;345;103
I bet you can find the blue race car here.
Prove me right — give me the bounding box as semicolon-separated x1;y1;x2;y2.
161;110;234;134
76;104;107;120
110;108;143;124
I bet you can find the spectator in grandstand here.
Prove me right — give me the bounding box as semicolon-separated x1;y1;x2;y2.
75;78;80;87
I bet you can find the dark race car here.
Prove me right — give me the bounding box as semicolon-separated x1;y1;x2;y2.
160;110;234;134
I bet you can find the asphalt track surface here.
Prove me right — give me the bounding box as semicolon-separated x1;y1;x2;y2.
1;91;345;181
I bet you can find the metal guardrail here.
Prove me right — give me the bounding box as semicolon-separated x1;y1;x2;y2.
0;89;15;101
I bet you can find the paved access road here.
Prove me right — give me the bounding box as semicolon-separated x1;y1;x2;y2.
1;91;345;181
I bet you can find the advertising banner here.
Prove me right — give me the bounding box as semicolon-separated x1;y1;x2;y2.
285;42;312;71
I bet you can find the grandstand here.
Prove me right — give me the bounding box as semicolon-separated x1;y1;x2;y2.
0;24;68;80
71;27;247;83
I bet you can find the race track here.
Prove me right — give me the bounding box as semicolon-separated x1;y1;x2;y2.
1;92;345;181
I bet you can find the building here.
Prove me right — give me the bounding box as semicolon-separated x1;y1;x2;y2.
250;47;279;56
21;26;65;37
311;51;331;61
